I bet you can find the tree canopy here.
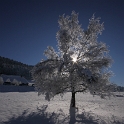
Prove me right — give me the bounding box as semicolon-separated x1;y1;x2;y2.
32;11;113;105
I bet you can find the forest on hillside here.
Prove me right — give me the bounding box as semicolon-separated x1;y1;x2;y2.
0;56;33;80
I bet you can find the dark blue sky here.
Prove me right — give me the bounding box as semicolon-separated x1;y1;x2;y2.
0;0;124;86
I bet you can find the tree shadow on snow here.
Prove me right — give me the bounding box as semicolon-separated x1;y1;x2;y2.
69;107;99;124
3;105;55;124
69;107;124;124
3;105;124;124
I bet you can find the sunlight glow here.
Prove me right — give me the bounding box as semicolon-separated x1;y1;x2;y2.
72;57;77;63
71;54;78;63
72;55;77;63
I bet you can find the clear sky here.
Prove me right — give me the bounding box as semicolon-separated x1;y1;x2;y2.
0;0;124;86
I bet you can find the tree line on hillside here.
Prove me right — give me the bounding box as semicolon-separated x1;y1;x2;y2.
0;56;33;80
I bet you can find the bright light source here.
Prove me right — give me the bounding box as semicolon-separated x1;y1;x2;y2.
72;57;77;63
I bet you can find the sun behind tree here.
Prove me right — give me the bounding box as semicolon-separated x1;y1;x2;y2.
32;11;113;107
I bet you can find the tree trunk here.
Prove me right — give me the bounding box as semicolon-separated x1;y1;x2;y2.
70;92;76;107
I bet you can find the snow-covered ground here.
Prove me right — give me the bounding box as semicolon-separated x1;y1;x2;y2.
0;85;124;124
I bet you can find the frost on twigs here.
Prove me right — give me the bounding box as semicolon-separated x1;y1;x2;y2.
32;11;113;102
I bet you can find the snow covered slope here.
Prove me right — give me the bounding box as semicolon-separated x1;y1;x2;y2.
0;85;124;124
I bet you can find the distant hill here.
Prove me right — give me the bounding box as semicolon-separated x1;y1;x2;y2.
0;56;33;80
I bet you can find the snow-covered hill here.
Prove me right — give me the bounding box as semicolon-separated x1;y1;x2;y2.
0;85;124;124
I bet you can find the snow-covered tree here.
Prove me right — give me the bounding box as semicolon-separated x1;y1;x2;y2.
12;79;19;86
32;11;113;107
6;78;11;83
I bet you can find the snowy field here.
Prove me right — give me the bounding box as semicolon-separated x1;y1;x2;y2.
0;85;124;124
